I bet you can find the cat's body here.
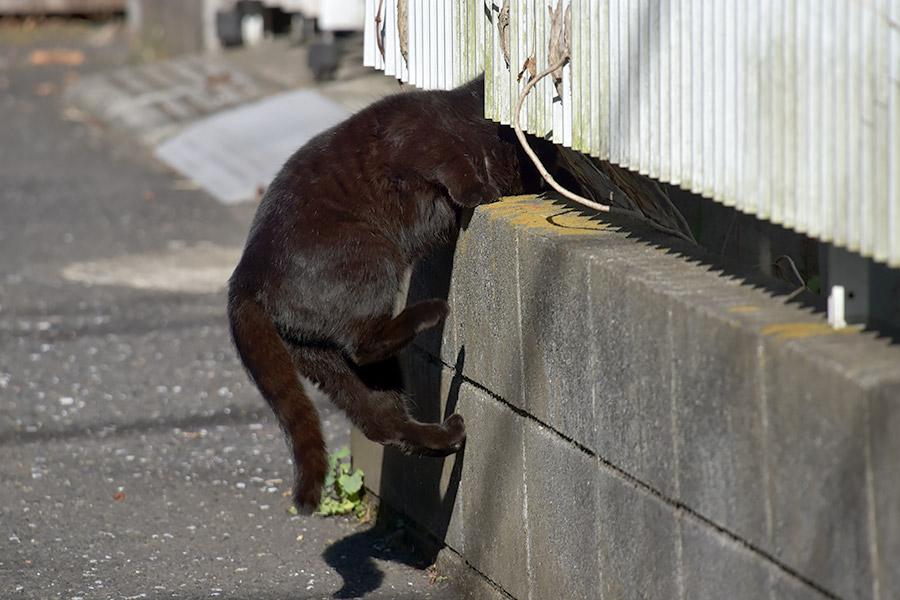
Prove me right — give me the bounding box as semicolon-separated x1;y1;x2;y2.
228;76;546;512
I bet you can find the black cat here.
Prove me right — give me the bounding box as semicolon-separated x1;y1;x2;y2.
227;75;549;512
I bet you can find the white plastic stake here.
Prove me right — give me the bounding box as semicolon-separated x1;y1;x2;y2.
828;284;847;329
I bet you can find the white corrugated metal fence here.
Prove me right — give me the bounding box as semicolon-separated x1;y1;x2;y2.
364;0;900;268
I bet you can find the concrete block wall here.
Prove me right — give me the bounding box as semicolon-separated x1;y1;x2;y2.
351;194;900;600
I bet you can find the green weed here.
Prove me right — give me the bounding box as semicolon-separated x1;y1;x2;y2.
317;446;370;521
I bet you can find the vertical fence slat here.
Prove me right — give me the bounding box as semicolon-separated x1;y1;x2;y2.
824;0;840;245
858;0;872;254
723;0;737;207
739;0;757;215
648;0;659;178
618;0;629;167
381;0;393;77
713;0;725;202
780;0;796;227
506;0;518;127
363;0;375;68
628;0;639;168
759;0;773;220
680;0;692;188
808;1;822;238
701;0;713;198
593;0;606;158
840;0;857;248
553;0;564;143
620;0;630;166
872;0;890;263
793;0;808;231
834;0;850;247
890;0;900;266
527;0;536;137
690;0;703;194
396;0;407;81
578;0;590;153
407;0;416;86
638;0;650;175
432;0;441;89
446;0;455;88
422;0;430;88
669;0;681;185
658;0;670;180
608;0;621;164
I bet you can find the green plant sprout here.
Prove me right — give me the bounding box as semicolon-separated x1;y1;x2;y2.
316;446;370;520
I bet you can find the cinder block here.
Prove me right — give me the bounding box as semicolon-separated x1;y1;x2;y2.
680;514;832;600
524;422;602;600
764;334;877;600
680;517;770;599
357;193;900;600
456;382;529;600
870;375;900;599
517;227;599;449
670;293;771;550
595;463;681;600
769;570;833;600
434;547;509;600
588;250;678;499
450;204;526;407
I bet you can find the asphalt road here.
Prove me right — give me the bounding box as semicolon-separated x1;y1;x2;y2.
0;17;455;600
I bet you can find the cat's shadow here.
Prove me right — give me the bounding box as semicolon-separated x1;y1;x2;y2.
323;240;465;598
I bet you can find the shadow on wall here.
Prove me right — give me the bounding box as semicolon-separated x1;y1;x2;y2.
320;239;465;598
377;237;466;562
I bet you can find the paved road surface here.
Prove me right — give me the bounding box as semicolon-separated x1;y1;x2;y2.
0;16;455;600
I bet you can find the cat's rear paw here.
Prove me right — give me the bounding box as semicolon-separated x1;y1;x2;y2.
441;413;466;452
293;483;322;515
413;299;450;330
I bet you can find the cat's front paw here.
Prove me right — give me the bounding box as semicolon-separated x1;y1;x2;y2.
458;183;491;207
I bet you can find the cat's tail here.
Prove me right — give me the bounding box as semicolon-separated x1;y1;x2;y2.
227;292;328;514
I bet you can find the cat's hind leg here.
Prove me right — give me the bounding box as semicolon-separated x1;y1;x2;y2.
291;344;465;456
352;299;450;366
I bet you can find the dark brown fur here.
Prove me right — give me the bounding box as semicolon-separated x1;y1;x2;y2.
228;76;546;512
